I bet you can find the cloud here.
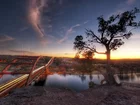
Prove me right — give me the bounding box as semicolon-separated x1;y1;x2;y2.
83;20;89;24
0;35;14;42
28;0;49;45
9;49;36;55
58;24;81;44
19;27;29;32
28;0;47;37
127;0;136;5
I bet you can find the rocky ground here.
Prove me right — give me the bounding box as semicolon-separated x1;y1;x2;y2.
0;83;140;105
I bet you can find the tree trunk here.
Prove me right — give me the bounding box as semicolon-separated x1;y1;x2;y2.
106;50;111;65
105;49;119;85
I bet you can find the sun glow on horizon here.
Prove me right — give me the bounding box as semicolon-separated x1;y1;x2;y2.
41;52;140;59
2;52;140;60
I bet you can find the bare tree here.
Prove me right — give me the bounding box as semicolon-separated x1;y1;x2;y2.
74;8;140;84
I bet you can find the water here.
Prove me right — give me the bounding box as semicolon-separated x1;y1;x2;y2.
36;74;105;92
0;74;21;85
35;73;140;92
1;73;140;92
118;73;140;83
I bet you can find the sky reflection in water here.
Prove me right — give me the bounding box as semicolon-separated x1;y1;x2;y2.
44;74;104;92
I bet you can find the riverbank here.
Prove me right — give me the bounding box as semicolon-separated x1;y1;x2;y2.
0;83;140;105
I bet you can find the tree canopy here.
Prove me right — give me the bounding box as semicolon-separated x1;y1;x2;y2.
74;8;140;60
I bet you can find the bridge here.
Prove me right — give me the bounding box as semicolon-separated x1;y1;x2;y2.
0;56;54;97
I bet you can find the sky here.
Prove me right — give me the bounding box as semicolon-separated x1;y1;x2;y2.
0;0;140;59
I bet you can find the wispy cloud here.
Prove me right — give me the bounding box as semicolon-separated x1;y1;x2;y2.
0;35;14;42
127;0;136;5
28;0;46;37
28;0;48;45
83;20;89;24
58;24;81;44
19;27;29;32
9;49;36;55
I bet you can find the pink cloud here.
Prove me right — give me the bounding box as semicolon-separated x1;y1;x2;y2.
28;0;49;45
28;0;47;38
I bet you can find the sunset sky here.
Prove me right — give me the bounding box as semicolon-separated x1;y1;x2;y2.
0;0;140;59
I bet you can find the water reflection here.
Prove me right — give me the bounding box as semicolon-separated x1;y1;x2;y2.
36;73;140;92
43;74;104;92
1;73;140;92
0;74;20;85
118;73;140;83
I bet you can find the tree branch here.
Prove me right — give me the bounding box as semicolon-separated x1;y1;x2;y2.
114;35;124;38
128;27;138;33
101;30;105;39
114;27;138;39
108;34;114;45
84;46;106;54
95;39;102;44
87;29;102;43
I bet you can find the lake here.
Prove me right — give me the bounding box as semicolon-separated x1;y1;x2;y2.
35;74;105;92
35;73;140;92
0;74;21;84
0;73;140;92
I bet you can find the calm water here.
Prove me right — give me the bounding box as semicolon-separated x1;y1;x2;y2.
35;73;140;92
118;73;140;83
41;74;105;92
0;74;21;85
1;73;140;92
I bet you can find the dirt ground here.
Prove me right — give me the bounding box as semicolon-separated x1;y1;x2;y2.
0;83;140;105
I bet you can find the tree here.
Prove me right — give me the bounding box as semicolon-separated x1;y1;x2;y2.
82;50;94;60
74;8;140;84
74;51;94;74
